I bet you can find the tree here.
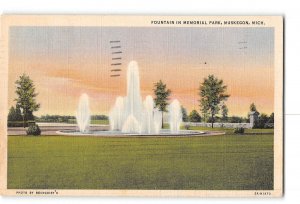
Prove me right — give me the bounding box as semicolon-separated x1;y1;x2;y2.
269;112;274;123
15;74;40;127
250;103;259;113
153;80;171;128
8;106;23;121
221;104;229;122
8;106;16;121
202;110;209;122
257;113;269;128
199;75;229;128
181;106;188;122
189;110;201;122
15;105;23;121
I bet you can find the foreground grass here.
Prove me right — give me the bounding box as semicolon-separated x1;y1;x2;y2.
8;133;273;190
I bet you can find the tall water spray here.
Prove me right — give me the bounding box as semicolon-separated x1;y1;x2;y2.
169;99;182;133
144;95;154;134
109;96;124;131
109;61;162;134
76;93;91;133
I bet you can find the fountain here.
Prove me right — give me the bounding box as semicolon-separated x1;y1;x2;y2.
169;99;182;133
58;60;204;136
76;93;91;133
109;61;162;134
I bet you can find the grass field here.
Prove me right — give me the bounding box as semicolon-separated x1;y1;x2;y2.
7;128;274;190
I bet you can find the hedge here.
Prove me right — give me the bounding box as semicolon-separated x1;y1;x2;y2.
7;121;35;127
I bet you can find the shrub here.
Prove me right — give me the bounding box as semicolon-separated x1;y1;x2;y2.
264;123;274;128
26;124;41;136
8;121;26;127
184;124;190;130
234;127;245;134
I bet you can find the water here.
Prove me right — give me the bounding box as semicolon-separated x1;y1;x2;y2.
109;96;124;131
122;114;141;133
58;129;205;136
76;93;91;133
169;99;182;133
72;61;189;135
109;61;164;134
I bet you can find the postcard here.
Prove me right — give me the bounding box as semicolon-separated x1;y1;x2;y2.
0;15;283;197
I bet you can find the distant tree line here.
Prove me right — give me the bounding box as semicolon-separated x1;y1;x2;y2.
9;110;109;125
91;115;109;120
35;114;109;123
35;115;76;123
180;106;248;123
180;102;274;128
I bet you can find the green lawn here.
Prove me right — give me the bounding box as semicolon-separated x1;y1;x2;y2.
187;126;274;134
7;130;273;190
90;119;109;125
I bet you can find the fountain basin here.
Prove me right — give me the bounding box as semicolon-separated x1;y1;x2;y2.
56;129;205;137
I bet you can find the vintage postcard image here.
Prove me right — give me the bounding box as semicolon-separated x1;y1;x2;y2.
0;15;283;197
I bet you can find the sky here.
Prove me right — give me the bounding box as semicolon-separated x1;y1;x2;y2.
8;26;274;117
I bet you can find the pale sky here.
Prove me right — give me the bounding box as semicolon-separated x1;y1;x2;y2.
8;26;274;117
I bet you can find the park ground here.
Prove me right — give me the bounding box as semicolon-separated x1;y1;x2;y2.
7;127;273;190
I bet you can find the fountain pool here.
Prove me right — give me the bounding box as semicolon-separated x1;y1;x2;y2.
57;129;205;137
